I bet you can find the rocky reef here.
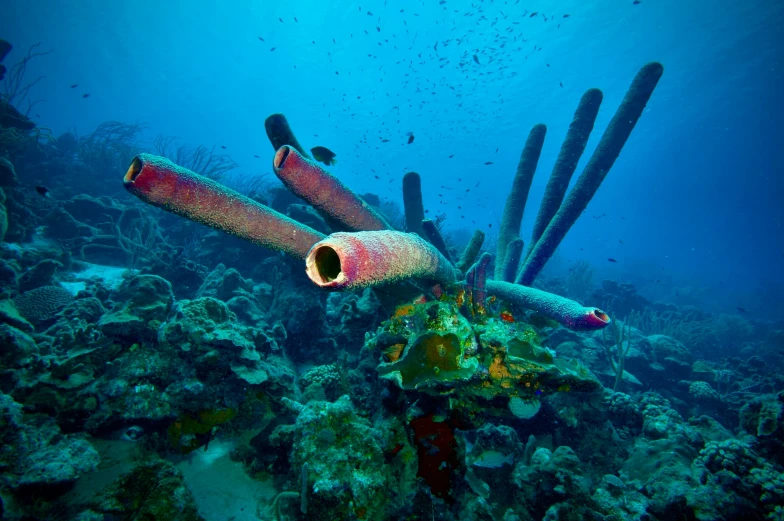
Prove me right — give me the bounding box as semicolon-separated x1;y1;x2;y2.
0;55;781;521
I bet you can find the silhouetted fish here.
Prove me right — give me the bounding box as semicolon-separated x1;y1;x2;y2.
607;258;617;263
35;186;49;197
70;84;78;88
82;93;90;98
311;146;337;166
407;134;415;144
737;307;747;313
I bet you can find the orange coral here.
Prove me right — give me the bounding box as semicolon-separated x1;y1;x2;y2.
488;354;512;380
384;343;406;363
394;304;416;318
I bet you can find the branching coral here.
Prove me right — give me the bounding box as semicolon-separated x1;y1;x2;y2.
153;134;238;182
78;121;146;177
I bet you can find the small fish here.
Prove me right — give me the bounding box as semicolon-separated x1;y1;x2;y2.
258;36;265;42
311;146;337;166
473;451;514;468
294;17;299;22
407;134;415;144
82;93;90;98
529;11;538;17
618;239;624;244
607;258;617;263
560;82;563;87
633;0;641;3
737;307;747;314
563;14;570;18
279;17;283;22
70;84;78;88
448;154;454;158
270;47;276;51
35;186;49;197
499;311;515;323
220;145;227;149
484;161;493;165
253;155;260;158
473;54;480;64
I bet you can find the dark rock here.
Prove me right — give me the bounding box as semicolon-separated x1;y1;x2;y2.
0;322;38;367
81;460;204;521
18;259;63;292
0;39;11;62
99;274;174;340
0;393;99;497
43;207;95;241
0;158;17;187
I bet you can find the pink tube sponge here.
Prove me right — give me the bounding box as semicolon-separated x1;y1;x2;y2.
124;153;325;260
305;231;457;289
486;280;610;331
273;145;390;232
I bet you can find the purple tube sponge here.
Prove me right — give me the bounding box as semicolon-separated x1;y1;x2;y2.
518;63;664;285
123;153;325;260
486;280;610;331
305;231;457;290
495;124;547;280
273;145;391;232
264;113;310;158
463;252;491;318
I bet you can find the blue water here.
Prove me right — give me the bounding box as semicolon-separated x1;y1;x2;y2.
5;0;782;318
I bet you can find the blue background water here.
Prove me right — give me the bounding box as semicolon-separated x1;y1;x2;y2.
3;0;782;316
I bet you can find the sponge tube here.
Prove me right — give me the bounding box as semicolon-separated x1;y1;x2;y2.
402;171;427;238
264;114;310;158
495;124;547;279
123;153;325;260
305;231;457;290
273;145;390;232
455;230;485;273
527;89;603;259
518;62;664;285
486;280;610;331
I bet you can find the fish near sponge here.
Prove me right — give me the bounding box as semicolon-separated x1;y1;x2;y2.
305;230;457;289
273;145;391;232
123;153;325;259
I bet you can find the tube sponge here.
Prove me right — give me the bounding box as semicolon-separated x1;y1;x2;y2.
527;89;603;258
518;62;664;286
402;171;427;238
421;219;454;263
273;145;390;232
495;124;547;280
486;280;610;331
264;113;310;159
455;230;485;273
124;153;325;260
305;231;457;290
500;238;523;283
